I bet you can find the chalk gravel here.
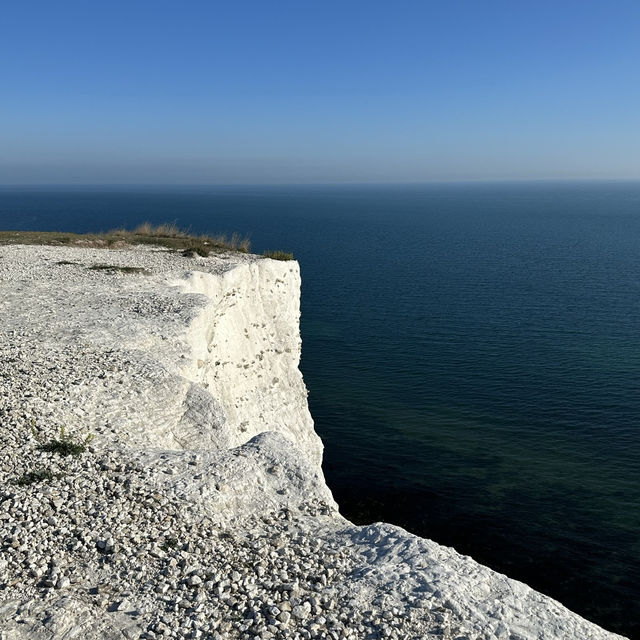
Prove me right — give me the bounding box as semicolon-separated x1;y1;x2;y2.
0;245;625;639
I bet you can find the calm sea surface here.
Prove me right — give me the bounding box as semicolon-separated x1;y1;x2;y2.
1;182;639;637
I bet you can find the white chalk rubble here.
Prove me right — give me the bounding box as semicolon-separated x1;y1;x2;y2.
0;244;625;639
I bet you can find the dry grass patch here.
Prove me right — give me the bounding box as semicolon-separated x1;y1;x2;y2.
0;224;252;255
262;250;294;261
131;222;185;237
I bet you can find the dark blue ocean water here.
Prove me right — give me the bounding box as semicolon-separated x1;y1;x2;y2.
1;182;639;637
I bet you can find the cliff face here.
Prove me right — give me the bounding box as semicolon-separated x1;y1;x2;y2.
0;244;625;639
175;262;323;465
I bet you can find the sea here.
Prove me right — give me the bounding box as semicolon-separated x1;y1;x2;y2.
1;182;638;638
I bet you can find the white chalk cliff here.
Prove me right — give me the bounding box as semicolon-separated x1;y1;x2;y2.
0;244;625;639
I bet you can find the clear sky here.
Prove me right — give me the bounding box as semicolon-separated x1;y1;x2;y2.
1;0;639;184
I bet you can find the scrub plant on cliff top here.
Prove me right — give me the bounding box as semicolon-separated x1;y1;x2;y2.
88;264;151;275
37;426;94;457
0;224;252;255
13;469;61;486
262;250;294;260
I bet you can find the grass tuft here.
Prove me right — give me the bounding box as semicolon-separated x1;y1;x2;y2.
13;469;59;486
161;537;179;552
0;223;252;255
182;246;211;258
89;264;150;274
132;222;185;237
37;427;93;457
263;250;294;261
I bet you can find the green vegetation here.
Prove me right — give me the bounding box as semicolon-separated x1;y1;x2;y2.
161;537;179;552
0;223;251;255
2;224;299;262
182;246;211;258
38;427;93;458
13;469;59;486
88;264;150;275
262;250;294;261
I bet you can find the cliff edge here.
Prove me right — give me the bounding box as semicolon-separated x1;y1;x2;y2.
0;244;625;639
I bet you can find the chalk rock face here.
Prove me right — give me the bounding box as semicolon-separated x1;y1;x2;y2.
0;244;625;640
174;261;322;464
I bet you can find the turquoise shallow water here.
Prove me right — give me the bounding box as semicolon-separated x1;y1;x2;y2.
1;182;639;637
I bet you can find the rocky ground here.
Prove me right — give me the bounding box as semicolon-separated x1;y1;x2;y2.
0;244;626;639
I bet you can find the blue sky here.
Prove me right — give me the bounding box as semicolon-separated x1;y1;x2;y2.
1;0;639;183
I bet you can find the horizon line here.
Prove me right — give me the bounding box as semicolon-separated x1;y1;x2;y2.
1;177;640;189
